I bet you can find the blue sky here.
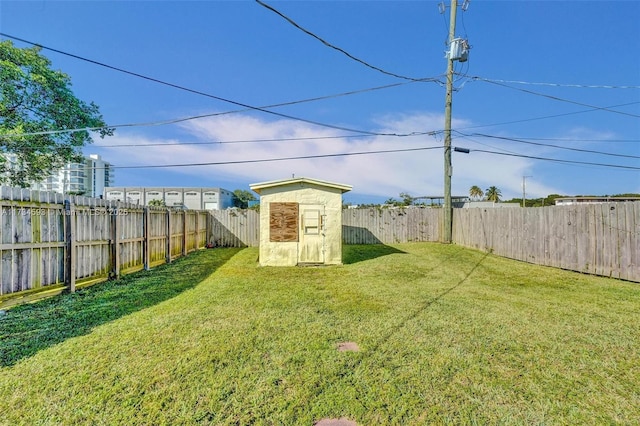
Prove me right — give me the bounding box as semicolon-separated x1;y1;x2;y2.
1;0;638;204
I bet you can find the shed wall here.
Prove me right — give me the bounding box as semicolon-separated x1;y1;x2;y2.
258;184;344;266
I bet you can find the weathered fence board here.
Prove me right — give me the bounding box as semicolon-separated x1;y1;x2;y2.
0;190;66;295
148;209;168;267
342;208;441;244
208;209;260;247
453;203;639;282
0;188;209;308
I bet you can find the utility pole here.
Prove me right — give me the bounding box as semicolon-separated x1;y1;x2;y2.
442;0;458;243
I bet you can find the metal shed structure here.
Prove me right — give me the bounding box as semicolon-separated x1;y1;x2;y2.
250;177;352;266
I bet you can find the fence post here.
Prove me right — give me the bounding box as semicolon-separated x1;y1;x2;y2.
64;200;76;293
194;212;199;250
143;207;150;270
166;208;172;264
207;211;212;248
111;206;120;279
182;210;188;257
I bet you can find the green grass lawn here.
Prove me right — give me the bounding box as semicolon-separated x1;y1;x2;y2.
0;244;638;425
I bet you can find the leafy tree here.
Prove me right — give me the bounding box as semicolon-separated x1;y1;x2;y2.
469;185;484;201
385;192;416;207
399;192;415;206
233;189;256;209
384;197;398;206
485;186;502;202
540;194;564;206
0;40;113;187
148;199;166;207
612;193;640;197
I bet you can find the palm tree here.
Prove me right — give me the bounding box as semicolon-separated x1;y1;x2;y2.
485;186;502;202
469;185;484;201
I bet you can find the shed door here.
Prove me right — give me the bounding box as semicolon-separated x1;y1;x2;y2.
298;205;325;264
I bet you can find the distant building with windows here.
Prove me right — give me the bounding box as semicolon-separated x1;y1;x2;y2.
104;187;235;210
554;196;640;206
1;153;113;197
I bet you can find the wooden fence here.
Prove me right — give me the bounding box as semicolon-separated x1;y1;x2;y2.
208;209;260;247
0;188;208;308
208;205;638;282
342;208;441;244
453;203;639;282
205;208;443;246
2;198;637;307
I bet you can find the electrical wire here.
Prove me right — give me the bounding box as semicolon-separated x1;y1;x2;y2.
94;146;445;170
464;75;640;90
460;148;640;171
460;2;469;38
440;3;450;47
505;136;640;143
0;32;435;138
96;134;378;148
470;77;640;118
457;132;640;159
255;0;433;82
0;79;433;138
455;101;640;131
92;142;639;172
451;133;522;155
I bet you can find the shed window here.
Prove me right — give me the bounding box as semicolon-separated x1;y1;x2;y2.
303;209;321;235
270;202;298;242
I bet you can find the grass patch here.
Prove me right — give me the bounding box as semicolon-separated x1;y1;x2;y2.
0;248;241;367
0;243;638;424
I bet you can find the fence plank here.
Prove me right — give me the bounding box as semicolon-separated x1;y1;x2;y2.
209;209;260;247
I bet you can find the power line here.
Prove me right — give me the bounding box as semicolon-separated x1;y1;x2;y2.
98;146;444;169
455;101;640;131
458;132;640;159
255;0;434;83
471;77;640;118
508;136;640;143
463;75;640;90
450;133;522;155
462;148;640;171
0;79;429;138
96;134;379;148
0;32;434;138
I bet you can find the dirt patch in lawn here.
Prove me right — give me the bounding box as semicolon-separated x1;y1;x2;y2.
337;341;360;352
315;417;357;426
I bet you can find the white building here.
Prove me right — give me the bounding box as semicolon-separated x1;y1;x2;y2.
2;153;113;197
104;187;235;210
85;154;113;198
554;196;640;206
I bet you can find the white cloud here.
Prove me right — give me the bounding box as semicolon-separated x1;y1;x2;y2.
93;112;568;200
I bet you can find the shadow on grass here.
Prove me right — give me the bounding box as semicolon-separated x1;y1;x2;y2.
0;247;242;368
342;244;406;264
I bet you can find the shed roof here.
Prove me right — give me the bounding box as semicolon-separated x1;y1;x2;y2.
250;177;352;195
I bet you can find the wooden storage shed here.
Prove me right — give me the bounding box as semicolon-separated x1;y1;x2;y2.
250;177;352;266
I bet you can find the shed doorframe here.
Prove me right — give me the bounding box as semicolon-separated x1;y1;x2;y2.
298;204;325;264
